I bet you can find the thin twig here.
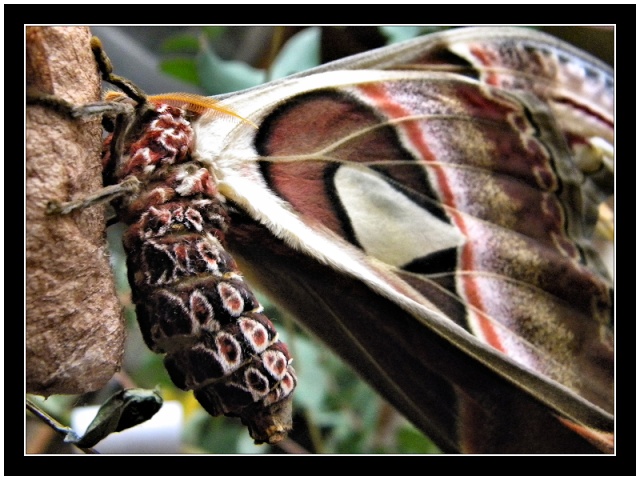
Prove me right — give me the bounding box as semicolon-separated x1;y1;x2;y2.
26;398;99;454
275;437;311;454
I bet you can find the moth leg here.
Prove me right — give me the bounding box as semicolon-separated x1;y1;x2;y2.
28;39;151;218
27;90;139;216
46;176;141;216
27;35;149;119
26;87;78;117
27;86;135;120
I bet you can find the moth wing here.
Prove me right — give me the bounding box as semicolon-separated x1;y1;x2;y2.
193;27;613;453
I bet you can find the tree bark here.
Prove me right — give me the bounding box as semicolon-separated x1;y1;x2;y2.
26;26;125;395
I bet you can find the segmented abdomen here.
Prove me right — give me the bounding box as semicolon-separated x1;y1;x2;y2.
105;103;296;444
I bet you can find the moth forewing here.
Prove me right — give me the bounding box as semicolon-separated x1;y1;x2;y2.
190;27;613;453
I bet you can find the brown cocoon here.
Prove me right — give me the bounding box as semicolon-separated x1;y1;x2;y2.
26;26;124;395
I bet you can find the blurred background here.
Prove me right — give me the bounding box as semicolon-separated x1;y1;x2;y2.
26;26;613;455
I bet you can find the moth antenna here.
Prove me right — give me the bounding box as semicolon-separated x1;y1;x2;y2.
90;36;148;105
148;92;258;128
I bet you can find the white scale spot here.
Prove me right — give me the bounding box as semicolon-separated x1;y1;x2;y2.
239;318;270;353
244;367;270;400
215;332;243;373
334;166;465;267
262;350;287;380
189;290;219;332
217;282;244;316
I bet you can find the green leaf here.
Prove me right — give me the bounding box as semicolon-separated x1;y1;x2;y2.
161;34;200;54
379;26;425;44
380;26;450;44
397;423;442;454
196;41;266;95
289;335;332;413
269;27;321;79
71;389;163;448
202;26;226;40
184;412;258;454
159;58;200;85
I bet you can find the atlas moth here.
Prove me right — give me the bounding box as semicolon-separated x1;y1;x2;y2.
57;27;613;453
